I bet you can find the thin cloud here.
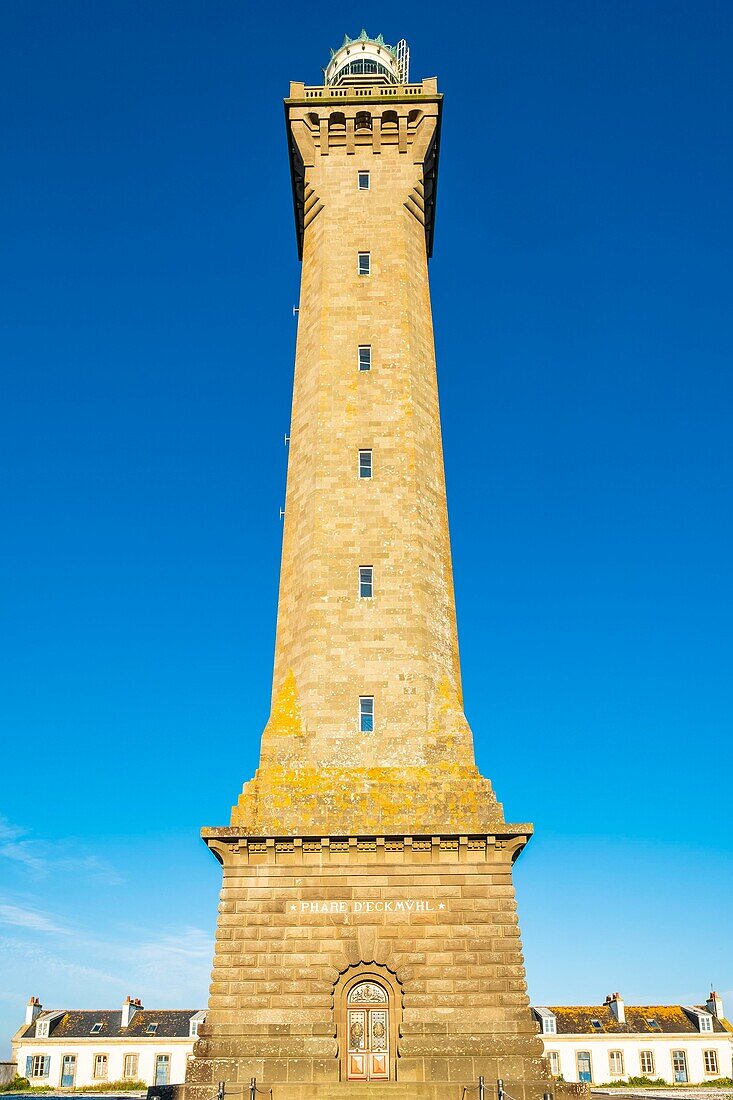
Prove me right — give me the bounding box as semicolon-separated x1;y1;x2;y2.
88;926;214;1002
0;935;124;989
0;904;72;935
0;816;122;885
0;924;213;1007
0;819;25;842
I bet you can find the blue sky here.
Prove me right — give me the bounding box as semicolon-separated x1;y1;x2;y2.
1;0;732;1056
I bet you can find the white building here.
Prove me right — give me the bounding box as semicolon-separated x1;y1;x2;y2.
534;992;733;1085
12;997;205;1089
12;990;732;1090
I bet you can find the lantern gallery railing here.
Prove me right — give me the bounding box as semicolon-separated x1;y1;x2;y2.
302;83;427;99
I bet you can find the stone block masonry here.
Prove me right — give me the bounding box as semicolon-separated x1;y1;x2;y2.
175;34;554;1100
183;833;549;1099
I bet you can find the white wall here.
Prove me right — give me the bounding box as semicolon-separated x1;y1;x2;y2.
14;1040;195;1087
541;1035;733;1085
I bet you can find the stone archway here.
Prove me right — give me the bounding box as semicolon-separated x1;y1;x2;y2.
333;965;402;1082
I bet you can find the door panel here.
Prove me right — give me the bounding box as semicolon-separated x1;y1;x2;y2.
577;1052;592;1083
369;1008;389;1079
61;1055;76;1087
673;1052;688;1083
347;1009;368;1080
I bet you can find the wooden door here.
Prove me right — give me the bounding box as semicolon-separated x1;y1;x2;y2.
346;981;390;1081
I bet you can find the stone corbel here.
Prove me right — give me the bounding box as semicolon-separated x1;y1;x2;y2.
289;117;316;167
411;115;437;167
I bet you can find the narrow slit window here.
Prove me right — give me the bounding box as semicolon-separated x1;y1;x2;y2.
358;449;372;479
358;251;370;276
358;345;372;372
359;696;374;733
359;566;373;598
358;171;370;190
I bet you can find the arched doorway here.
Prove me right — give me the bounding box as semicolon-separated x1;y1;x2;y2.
346;980;390;1081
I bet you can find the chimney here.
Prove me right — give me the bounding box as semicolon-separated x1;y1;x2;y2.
605;992;625;1024
707;991;723;1019
25;997;42;1026
121;997;143;1027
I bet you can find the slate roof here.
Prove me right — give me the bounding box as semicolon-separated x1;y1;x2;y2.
20;1010;203;1041
540;1005;729;1036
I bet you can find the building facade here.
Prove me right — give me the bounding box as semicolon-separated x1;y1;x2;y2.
534;993;733;1085
12;998;206;1089
12;992;730;1090
182;31;553;1100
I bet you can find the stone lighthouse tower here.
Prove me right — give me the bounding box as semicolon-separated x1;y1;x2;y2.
185;32;550;1100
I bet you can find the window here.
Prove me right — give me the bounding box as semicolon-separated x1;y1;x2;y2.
704;1050;719;1075
359;566;373;598
90;1022;103;1034
699;1014;713;1032
358;449;372;479
547;1052;560;1077
672;1050;688;1083
590;1018;603;1031
35;1020;49;1039
358;345;372;372
28;1056;50;1079
576;1051;592;1083
358;252;370;276
155;1054;170;1087
146;1022;158;1035
123;1054;139;1079
93;1054;108;1080
609;1051;625;1076
640;1051;655;1075
359;696;374;733
358;171;370;190
542;1016;556;1035
646;1018;660;1030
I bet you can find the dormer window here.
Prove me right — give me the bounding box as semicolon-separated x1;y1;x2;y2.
699;1014;713;1032
533;1008;557;1035
189;1011;206;1038
36;1020;49;1039
146;1022;158;1035
90;1022;103;1034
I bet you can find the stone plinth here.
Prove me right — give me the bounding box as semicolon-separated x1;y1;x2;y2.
179;830;549;1100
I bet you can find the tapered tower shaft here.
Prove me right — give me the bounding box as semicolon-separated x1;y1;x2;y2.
230;53;508;835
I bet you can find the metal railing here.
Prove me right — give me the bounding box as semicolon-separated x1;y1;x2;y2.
210;1081;272;1100
206;1076;554;1100
462;1078;554;1100
302;84;427;99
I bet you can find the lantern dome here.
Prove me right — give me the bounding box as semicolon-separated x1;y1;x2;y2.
325;30;409;87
